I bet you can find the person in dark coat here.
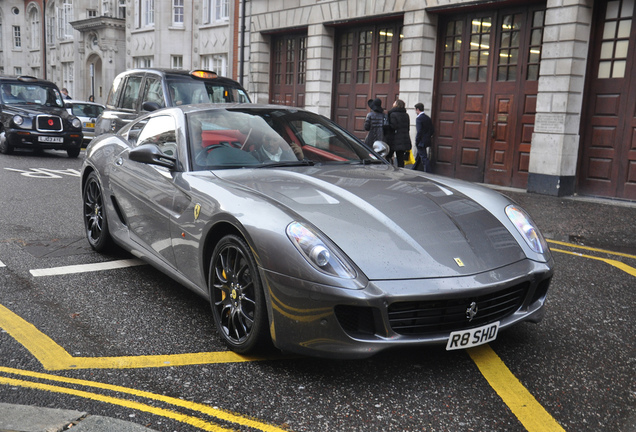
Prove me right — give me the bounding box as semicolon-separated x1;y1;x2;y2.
385;99;412;167
364;98;385;147
414;102;434;172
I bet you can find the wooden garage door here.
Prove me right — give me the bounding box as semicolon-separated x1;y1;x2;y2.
433;5;545;186
333;22;403;140
270;33;307;107
578;0;636;200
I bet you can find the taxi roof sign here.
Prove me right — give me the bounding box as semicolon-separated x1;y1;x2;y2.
191;70;218;79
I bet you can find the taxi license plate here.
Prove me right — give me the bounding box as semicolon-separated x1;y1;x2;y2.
38;136;64;143
446;321;499;351
84;122;95;128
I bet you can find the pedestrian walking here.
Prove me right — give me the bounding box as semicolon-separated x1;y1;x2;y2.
61;88;72;99
364;98;385;147
385;99;412;167
414;102;434;172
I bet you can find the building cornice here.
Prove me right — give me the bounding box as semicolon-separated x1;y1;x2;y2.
70;16;125;32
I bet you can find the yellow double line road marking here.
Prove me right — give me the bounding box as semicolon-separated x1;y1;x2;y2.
0;303;265;370
0;366;288;432
548;239;636;277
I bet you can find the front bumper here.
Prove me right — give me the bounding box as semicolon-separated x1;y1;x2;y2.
6;129;83;150
261;258;554;359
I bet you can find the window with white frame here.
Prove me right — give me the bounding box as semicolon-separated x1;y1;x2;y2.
143;0;154;27
14;67;22;75
57;0;74;40
88;9;97;17
102;0;111;16
203;0;229;24
118;0;126;19
171;55;183;69
202;54;227;76
0;22;3;49
31;67;40;78
134;56;154;68
173;0;184;26
30;8;40;50
46;16;55;45
13;26;22;49
62;62;74;94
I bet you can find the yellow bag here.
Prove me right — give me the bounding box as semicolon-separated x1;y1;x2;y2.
404;150;416;166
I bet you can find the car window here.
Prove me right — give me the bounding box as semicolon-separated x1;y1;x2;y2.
142;77;165;109
186;108;380;170
106;74;125;108
1;83;64;107
120;76;143;110
135;115;178;157
71;103;104;118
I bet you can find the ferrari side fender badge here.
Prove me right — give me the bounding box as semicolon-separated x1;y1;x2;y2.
454;257;465;267
194;203;201;220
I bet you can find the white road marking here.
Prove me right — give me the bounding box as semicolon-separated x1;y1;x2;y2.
30;259;145;277
0;261;5;268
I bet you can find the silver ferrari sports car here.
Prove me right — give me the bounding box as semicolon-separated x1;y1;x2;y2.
81;104;554;359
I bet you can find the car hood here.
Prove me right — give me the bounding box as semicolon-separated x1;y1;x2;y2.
214;165;526;280
3;104;70;118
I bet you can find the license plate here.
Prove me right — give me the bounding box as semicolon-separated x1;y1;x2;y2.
38;136;64;143
446;321;499;350
84;122;95;128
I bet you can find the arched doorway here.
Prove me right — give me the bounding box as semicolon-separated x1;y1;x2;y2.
86;54;103;103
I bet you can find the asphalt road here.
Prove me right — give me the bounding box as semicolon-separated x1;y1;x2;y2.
0;148;634;432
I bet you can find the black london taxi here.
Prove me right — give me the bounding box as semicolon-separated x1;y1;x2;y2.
0;75;83;158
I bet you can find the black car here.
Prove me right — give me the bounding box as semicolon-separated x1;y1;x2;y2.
0;75;84;158
94;68;251;136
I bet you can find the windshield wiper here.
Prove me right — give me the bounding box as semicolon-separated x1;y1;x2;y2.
257;160;315;168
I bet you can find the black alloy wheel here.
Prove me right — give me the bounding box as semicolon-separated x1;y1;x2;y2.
209;235;270;354
83;171;112;251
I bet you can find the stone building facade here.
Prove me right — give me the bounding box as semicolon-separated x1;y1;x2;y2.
1;0;635;200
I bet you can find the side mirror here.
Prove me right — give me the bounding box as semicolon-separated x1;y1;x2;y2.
129;143;176;169
373;140;390;158
141;101;162;112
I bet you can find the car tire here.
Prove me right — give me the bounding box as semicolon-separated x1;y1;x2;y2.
67;148;81;158
0;132;14;155
82;171;112;252
209;234;271;354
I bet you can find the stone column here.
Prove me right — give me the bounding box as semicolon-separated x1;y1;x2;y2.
305;24;335;118
527;0;593;196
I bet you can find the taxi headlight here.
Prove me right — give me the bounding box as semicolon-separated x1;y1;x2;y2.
12;115;24;126
71;117;82;129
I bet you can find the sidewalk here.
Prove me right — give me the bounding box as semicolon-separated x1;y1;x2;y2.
0;403;158;432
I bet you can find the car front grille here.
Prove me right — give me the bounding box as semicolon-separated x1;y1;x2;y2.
387;283;529;335
36;115;63;132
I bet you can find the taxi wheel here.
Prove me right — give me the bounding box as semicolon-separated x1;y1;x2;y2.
0;132;14;155
209;235;270;354
67;148;80;158
82;172;112;251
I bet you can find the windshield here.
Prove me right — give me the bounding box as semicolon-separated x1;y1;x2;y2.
187;108;384;171
1;83;65;108
166;78;250;105
69;103;104;118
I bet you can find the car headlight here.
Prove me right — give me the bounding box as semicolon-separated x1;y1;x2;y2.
286;221;356;279
12;115;24;126
71;117;82;129
505;204;548;254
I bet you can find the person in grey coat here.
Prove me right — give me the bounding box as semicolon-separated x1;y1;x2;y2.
364;98;385;147
385;99;412;167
